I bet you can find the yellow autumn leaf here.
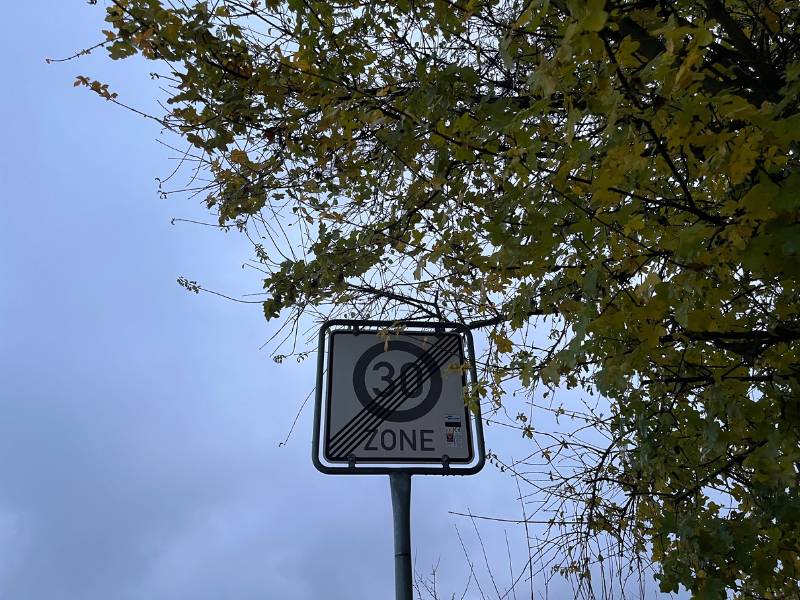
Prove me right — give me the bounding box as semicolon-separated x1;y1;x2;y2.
491;331;514;354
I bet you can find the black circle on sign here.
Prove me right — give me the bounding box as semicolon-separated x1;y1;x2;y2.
353;339;443;423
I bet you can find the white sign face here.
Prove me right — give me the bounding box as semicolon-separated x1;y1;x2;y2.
324;331;474;464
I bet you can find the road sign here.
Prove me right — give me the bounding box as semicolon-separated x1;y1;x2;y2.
311;321;485;600
312;320;485;475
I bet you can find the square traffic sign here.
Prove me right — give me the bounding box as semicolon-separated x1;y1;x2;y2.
312;321;485;474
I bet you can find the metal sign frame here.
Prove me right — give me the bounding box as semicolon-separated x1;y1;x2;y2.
312;319;486;475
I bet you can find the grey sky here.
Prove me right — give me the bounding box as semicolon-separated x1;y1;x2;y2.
0;4;674;599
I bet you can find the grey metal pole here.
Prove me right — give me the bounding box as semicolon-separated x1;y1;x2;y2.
389;472;413;600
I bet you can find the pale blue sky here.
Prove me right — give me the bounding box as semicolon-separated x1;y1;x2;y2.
0;3;671;599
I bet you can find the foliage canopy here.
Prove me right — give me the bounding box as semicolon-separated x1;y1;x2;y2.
82;0;800;596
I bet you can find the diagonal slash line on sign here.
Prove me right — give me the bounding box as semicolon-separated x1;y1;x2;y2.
327;335;457;457
328;335;460;459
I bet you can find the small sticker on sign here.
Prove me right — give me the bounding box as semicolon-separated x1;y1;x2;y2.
445;415;464;449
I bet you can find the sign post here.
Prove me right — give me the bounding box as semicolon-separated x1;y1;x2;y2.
312;320;485;600
390;472;412;600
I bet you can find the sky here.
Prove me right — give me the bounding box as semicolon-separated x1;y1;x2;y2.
0;4;674;599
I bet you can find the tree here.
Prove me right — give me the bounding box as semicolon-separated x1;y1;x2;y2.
77;0;799;597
